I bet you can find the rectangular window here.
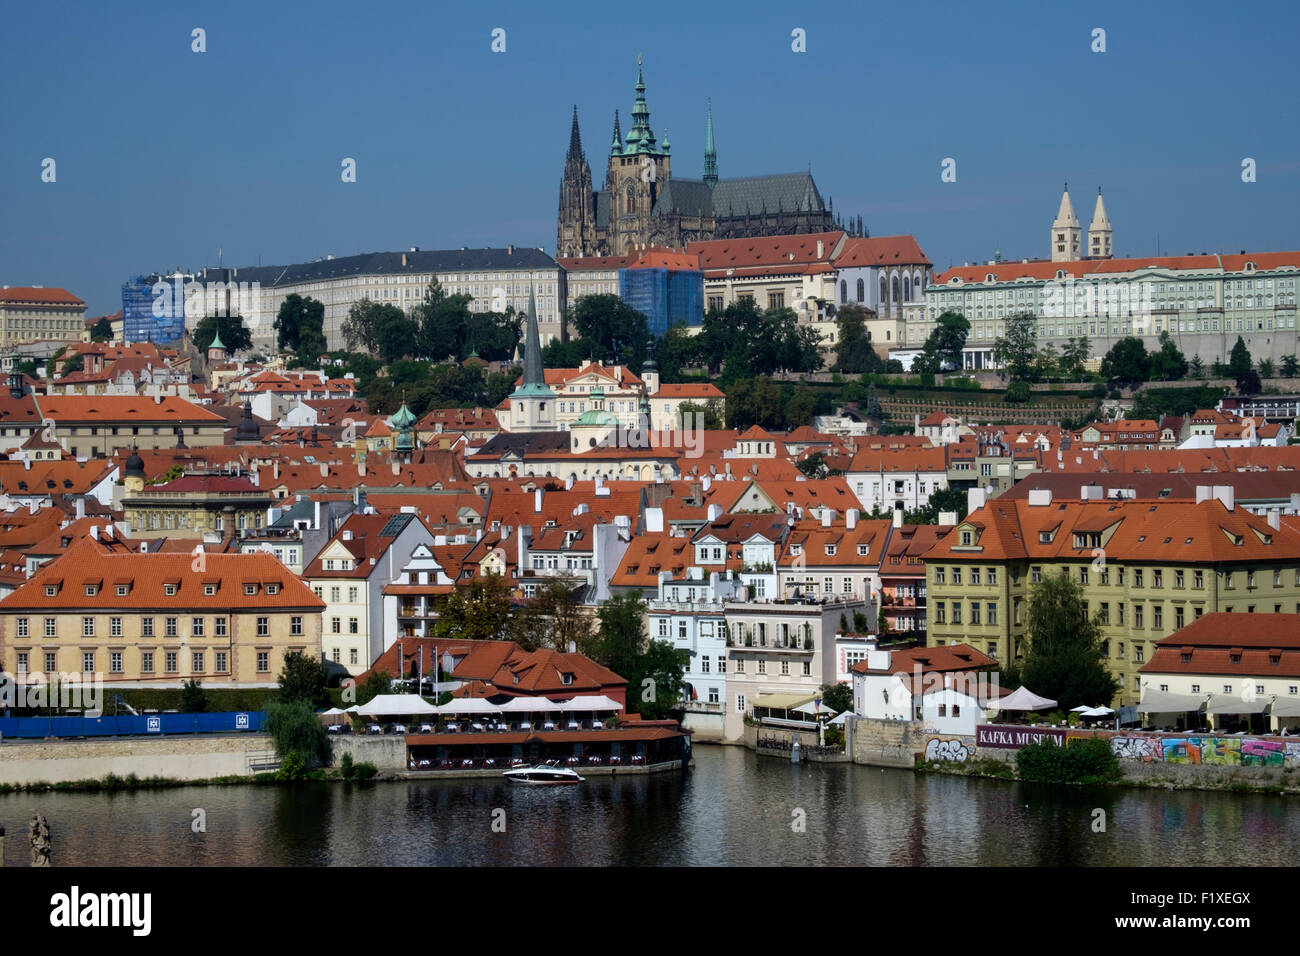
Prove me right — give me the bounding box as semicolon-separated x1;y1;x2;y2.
142;651;154;672
82;616;95;637
44;651;57;673
82;651;94;673
349;618;359;634
16;617;27;637
142;617;154;637
16;652;27;674
349;649;358;665
215;651;227;673
291;616;302;636
736;694;746;713
192;617;204;637
257;651;269;672
165;617;177;637
257;617;269;637
987;603;997;625
192;652;204;673
166;651;178;673
215;617;227;637
110;616;122;637
44;617;56;638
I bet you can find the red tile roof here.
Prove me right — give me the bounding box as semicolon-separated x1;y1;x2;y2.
0;287;84;305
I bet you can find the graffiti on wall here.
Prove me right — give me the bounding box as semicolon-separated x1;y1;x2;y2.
924;737;972;763
1112;736;1161;762
1159;736;1286;767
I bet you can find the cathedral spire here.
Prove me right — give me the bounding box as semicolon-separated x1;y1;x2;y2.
1051;182;1082;262
625;53;658;154
1088;186;1113;259
567;105;584;162
703;99;718;189
611;109;622;156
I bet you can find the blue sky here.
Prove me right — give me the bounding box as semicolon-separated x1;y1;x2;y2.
3;0;1298;317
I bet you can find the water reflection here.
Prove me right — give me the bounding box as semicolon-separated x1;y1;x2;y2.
0;747;1294;866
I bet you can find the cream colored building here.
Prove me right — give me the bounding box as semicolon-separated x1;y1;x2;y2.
0;536;324;687
0;287;87;348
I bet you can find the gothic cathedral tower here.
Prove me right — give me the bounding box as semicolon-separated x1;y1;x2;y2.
557;106;597;258
604;55;671;256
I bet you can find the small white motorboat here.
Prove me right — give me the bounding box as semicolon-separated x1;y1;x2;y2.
502;762;585;785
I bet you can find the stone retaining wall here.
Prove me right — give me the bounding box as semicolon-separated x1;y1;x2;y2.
0;734;272;785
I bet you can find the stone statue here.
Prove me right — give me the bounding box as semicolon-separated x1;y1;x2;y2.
29;811;50;867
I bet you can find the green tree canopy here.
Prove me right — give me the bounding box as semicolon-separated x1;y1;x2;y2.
1100;336;1150;388
90;317;113;342
275;294;325;359
820;681;853;714
432;574;521;643
1148;331;1188;382
194;313;252;354
586;594;686;720
925;311;970;372
568;294;652;371
277;651;330;708
179;678;208;713
1019;572;1119;711
992;312;1039;382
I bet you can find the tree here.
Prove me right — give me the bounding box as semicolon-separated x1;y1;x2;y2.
992;312;1038;381
903;486;968;524
925;311;969;372
1060;335;1091;381
1148;331;1188;382
90;317;113;342
632;640;689;720
356;670;393;704
60;352;84;376
277;650;330;708
1258;358;1276;379
264;699;332;768
193;313;252;354
179;678;208;713
1228;336;1252;381
342;299;415;359
820;681;853;714
518;581;591;652
784;383;818;428
568;294;652;370
275;294;325;358
588;593;646;676
1189;354;1207;379
585;594;686;719
1281;355;1299;378
724;376;783;430
1237;369;1262;396
1100;336;1149;388
832;304;880;373
1018;572;1118;711
432;574;520;643
678;400;723;431
797;451;841;480
655;322;698;383
1034;343;1059;380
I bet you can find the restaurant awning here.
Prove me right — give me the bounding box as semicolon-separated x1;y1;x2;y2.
1137;690;1207;713
1270;696;1300;718
753;693;815;710
992;687;1058;712
437;698;501;715
558;695;622;712
354;694;439;717
1207;694;1269;715
498;696;562;713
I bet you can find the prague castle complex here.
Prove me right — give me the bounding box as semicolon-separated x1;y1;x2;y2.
558;58;840;257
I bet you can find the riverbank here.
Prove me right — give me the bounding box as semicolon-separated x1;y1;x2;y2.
916;757;1300;795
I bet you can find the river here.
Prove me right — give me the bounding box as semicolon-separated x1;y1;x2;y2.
2;745;1294;866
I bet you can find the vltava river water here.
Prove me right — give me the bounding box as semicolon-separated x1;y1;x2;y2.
2;745;1293;865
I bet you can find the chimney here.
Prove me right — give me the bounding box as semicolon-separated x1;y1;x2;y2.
707;503;722;521
90;525;99;540
1027;489;1052;507
517;523;532;571
343;529;353;541
816;239;824;259
892;507;903;528
565;474;574;490
821;509;832;528
534;488;544;513
1196;485;1212;504
75;498;85;520
846;508;858;530
273;460;279;481
567;640;576;654
967;487;987;512
701;475;711;492
103;524;114;539
1267;508;1281;530
1213;485;1234;512
645;507;664;533
1080;484;1102;501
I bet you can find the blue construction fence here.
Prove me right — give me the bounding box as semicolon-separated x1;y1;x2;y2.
0;711;265;739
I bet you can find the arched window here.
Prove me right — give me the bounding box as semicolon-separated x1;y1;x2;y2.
891;276;900;303
856;278;865;302
880;276;888;303
903;276;912;302
840;280;847;303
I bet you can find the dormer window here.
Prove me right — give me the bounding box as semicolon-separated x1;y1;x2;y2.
857;544;869;556
961;531;973;546
203;584;217;596
266;584;280;595
84;585;98;596
245;584;257;596
45;585;57;597
825;544;837;556
116;585;129;597
561;672;574;686
164;584;178;596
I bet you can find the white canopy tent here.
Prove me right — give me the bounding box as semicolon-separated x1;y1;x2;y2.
993;687;1058;712
1271;697;1300;719
498;696;563;713
319;707;348;716
557;695;622;712
828;711;851;726
354;694;439;717
1207;695;1269;716
437;697;502;715
793;701;836;718
1081;706;1115;718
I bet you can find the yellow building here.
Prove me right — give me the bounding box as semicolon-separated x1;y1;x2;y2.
121;459;273;538
923;488;1300;706
0;287;86;347
0;535;324;686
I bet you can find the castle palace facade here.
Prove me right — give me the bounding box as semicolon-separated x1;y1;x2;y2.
557;59;844;258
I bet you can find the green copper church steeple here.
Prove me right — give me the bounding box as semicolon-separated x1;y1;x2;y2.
623;54;661;156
